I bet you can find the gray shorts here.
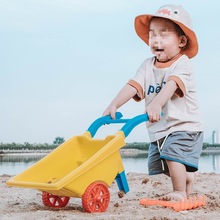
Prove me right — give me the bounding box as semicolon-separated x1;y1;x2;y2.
148;131;203;175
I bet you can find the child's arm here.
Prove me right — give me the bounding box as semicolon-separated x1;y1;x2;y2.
103;84;137;119
146;80;177;123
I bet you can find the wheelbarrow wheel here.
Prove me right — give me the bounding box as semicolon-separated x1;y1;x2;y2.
42;192;70;208
82;181;110;213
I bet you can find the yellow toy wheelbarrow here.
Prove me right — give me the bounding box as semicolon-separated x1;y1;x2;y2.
6;112;149;213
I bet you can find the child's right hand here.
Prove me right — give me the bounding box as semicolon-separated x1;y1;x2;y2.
102;105;117;119
102;84;136;119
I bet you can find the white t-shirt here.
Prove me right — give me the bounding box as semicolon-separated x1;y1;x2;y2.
128;54;203;142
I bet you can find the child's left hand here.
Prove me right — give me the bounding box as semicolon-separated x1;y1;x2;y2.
146;102;162;123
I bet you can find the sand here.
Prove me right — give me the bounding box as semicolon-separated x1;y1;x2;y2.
1;172;220;220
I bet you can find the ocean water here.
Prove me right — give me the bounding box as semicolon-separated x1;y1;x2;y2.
0;152;219;175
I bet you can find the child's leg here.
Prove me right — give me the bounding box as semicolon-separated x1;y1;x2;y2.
164;169;195;197
186;172;195;196
163;160;188;200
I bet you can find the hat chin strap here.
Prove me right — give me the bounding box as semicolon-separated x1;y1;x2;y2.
156;52;181;63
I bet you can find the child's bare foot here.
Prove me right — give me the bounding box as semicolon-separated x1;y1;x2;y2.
159;191;186;202
186;172;196;196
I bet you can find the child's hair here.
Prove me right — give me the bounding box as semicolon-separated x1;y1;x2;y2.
173;21;185;37
173;21;189;51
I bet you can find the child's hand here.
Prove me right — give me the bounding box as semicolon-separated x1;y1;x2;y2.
103;105;117;119
146;102;162;123
146;80;177;123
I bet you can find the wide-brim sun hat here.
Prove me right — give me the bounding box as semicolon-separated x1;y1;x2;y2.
134;5;198;58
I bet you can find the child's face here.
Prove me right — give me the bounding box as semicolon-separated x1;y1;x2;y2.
149;17;185;62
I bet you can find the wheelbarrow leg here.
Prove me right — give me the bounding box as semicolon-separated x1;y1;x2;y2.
115;171;129;193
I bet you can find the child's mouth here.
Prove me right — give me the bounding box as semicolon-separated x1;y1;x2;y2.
155;48;164;52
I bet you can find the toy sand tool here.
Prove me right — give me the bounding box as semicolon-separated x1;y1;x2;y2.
7;112;149;213
140;195;206;211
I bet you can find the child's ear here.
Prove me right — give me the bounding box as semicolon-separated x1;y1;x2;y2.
179;35;188;48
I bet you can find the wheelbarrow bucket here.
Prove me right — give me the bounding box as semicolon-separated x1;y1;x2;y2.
7;131;126;197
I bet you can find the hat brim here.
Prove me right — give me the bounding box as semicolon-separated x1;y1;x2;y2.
134;14;198;58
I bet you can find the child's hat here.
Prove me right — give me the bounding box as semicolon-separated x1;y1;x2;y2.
135;5;198;58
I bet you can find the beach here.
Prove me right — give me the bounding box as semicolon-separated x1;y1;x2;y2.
1;172;220;220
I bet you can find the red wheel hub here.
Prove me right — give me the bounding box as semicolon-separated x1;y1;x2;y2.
42;192;70;208
82;182;110;213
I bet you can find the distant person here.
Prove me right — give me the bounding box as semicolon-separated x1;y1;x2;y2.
103;4;203;201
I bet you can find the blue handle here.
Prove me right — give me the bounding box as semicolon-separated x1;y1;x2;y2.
87;112;129;137
120;114;149;137
87;112;149;138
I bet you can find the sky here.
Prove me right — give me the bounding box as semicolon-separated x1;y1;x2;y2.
1;0;220;144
